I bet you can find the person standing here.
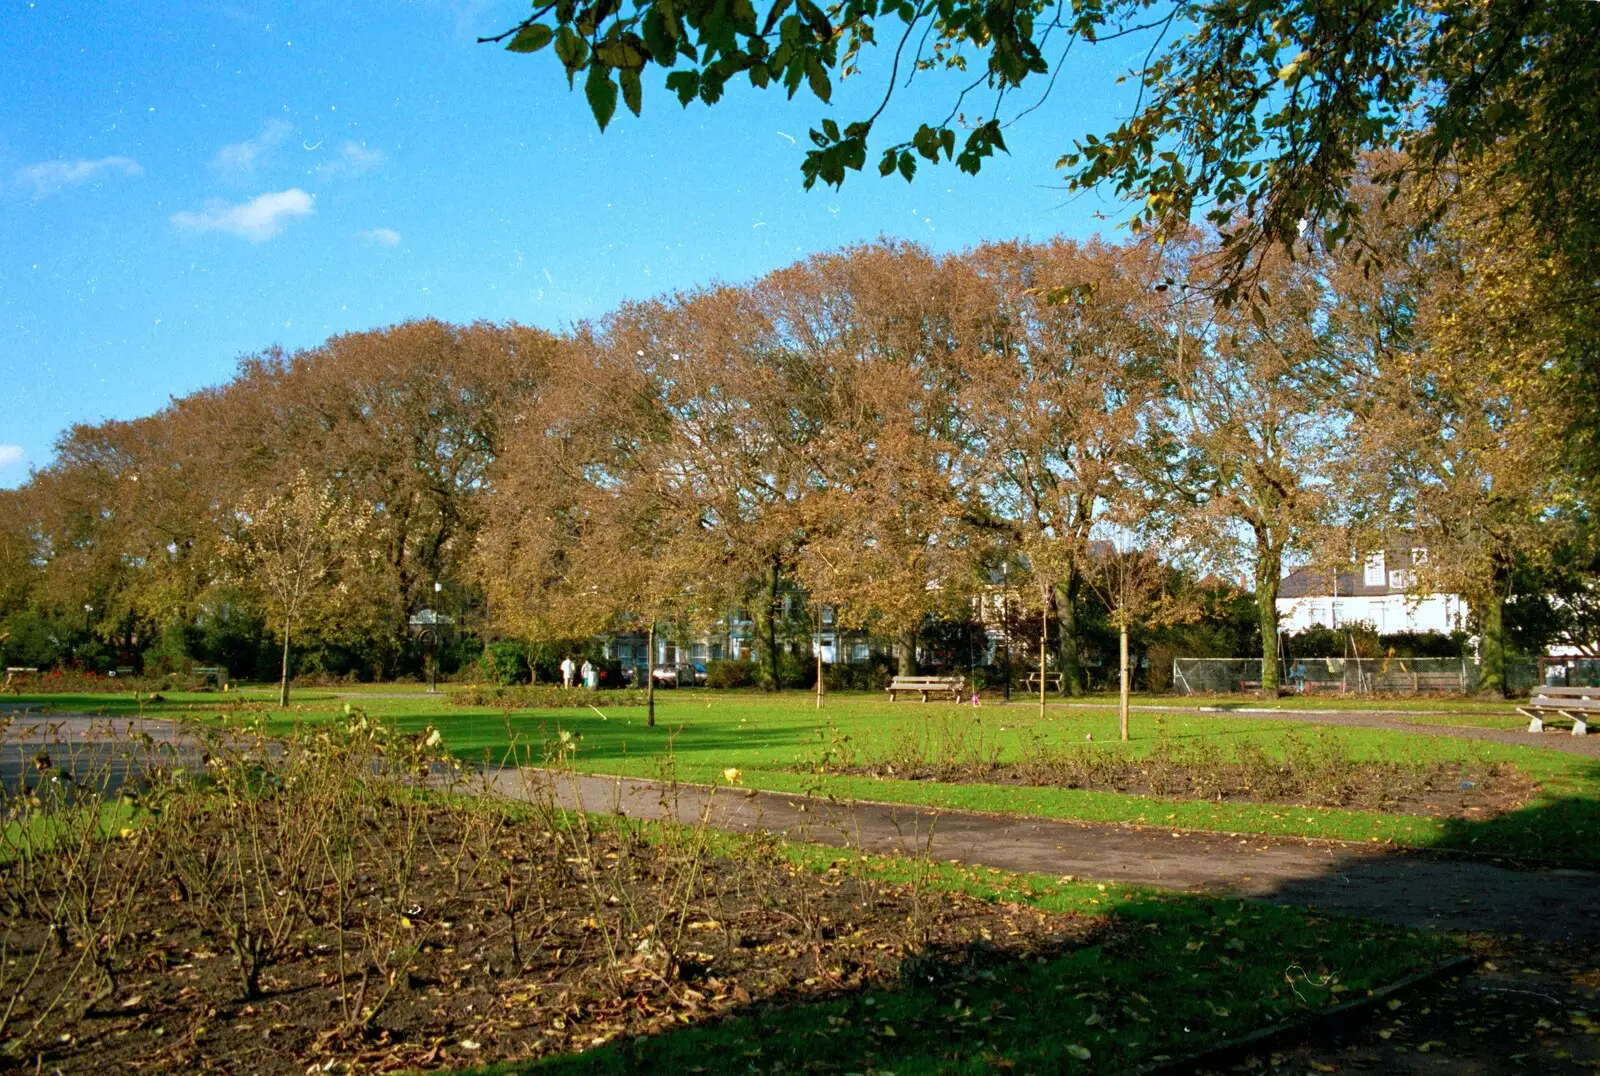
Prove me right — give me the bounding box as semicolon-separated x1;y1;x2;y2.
560;655;576;688
581;658;597;689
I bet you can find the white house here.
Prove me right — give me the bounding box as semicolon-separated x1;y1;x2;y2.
1276;549;1468;635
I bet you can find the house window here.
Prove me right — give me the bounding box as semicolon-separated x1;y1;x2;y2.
711;643;723;661
1389;569;1414;590
851;640;870;663
691;642;709;661
1363;552;1386;588
1411;547;1429;565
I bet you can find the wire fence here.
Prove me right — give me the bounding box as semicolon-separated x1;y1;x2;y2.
1171;656;1544;697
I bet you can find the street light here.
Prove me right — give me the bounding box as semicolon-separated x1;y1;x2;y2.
408;601;454;694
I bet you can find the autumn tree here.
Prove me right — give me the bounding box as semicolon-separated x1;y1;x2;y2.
225;472;377;706
768;243;984;678
1340;165;1582;696
1151;242;1348;698
474;326;705;726
954;238;1166;695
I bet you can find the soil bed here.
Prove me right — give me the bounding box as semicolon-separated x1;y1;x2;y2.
1;803;1103;1073
824;758;1537;818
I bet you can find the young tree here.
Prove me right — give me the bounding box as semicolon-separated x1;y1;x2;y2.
225;472;376;707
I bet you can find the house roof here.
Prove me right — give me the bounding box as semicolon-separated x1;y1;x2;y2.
1279;549;1428;599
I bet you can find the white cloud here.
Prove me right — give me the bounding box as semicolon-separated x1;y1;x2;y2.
360;227;401;246
0;445;24;470
171;189;315;242
316;142;385;179
213;119;293;180
14;156;143;198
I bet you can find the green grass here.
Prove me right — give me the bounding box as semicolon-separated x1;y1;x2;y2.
1075;691;1523;714
10;685;1596;863
474;833;1450;1075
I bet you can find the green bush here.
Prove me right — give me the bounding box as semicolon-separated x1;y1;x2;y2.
705;659;757;689
141;621;194;675
480;641;530;685
823;659;894;692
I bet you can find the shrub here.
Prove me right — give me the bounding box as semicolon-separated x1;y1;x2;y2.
481;641;531;685
706;659;757;689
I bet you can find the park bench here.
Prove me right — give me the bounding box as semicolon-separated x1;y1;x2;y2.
191;666;224;687
886;675;966;702
4;666;39;689
1518;685;1600;736
1023;672;1063;694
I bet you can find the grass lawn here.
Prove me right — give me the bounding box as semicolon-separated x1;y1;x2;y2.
1073;691;1525;714
8;684;1597;863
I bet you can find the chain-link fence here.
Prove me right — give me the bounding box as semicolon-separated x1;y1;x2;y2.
1539;657;1600;688
1172;656;1542;696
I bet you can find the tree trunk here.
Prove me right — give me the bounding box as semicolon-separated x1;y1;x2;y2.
815;604;825;709
278;618;292;708
1254;542;1282;698
1119;621;1130;741
1055;571;1085;697
895;629;918;677
1478;585;1507;698
646;621;656;727
1038;585;1048;721
765;559;782;692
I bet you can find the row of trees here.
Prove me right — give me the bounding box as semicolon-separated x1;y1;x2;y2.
1;173;1594;698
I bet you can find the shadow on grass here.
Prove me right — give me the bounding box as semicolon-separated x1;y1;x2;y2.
474;889;1438;1076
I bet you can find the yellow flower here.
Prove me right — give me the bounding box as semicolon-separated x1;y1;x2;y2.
723;767;742;785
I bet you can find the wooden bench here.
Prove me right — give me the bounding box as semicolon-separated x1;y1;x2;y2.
191;666;225;687
4;666;39;689
886;675;966;702
1023;672;1064;693
1518;685;1600;736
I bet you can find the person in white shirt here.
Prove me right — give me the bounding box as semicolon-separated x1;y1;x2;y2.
560;655;576;688
581;659;597;689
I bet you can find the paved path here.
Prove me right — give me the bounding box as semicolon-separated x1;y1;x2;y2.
489;768;1600;945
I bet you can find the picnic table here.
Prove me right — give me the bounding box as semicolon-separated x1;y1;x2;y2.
1023;672;1063;693
886;675;966;702
1518;685;1600;736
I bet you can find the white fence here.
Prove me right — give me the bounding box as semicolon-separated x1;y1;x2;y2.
1171;656;1542;696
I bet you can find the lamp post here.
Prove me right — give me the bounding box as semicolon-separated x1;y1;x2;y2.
408;593;453;696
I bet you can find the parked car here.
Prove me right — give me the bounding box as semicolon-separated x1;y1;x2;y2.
650;662;708;688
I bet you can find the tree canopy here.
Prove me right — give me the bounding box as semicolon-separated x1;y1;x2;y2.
490;0;1600;305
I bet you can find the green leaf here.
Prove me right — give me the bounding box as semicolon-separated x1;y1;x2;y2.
805;55;831;102
796;0;831;39
897;151;915;181
586;65;619;130
620;68;643;116
506;24;554;53
665;69;700;105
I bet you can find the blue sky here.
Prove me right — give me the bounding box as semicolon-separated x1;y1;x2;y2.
0;0;1147;487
